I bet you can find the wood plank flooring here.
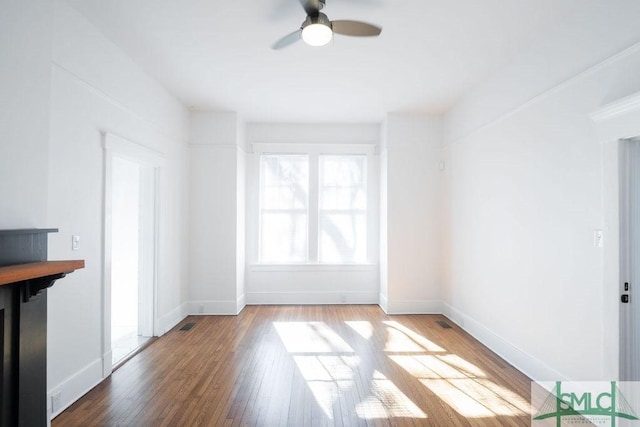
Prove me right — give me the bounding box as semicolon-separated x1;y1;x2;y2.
53;305;532;426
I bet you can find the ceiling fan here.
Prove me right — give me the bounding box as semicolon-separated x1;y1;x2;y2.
272;0;382;50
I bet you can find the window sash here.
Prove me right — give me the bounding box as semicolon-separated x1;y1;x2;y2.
259;154;309;263
318;154;368;264
254;144;374;266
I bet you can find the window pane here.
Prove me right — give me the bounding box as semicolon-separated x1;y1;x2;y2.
261;155;308;210
319;155;367;263
260;213;307;263
259;154;309;263
319;213;367;263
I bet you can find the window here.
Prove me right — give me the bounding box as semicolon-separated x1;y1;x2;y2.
256;146;373;265
319;155;367;263
259;154;309;263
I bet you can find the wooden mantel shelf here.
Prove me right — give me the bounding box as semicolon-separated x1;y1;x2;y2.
0;229;81;426
0;260;85;286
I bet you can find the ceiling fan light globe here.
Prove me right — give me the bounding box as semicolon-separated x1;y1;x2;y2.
302;23;333;46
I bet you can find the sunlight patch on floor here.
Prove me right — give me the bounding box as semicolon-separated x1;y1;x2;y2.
384;328;430;353
391;353;530;418
383;321;446;352
293;355;358;383
390;355;472;379
273;319;528;423
345;321;373;340
274;321;354;353
437;354;486;377
422;379;529;417
292;355;358;419
355;370;427;420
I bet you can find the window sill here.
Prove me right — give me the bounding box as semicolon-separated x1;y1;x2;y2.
249;263;378;273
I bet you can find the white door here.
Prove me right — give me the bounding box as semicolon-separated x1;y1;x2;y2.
620;137;640;381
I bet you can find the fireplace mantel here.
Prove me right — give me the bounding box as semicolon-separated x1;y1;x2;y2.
0;229;84;426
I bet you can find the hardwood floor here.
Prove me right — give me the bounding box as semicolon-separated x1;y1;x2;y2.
53;305;532;426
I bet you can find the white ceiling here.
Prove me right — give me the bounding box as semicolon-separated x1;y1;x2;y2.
64;0;581;122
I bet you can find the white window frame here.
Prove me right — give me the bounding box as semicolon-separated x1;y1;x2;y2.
248;143;378;268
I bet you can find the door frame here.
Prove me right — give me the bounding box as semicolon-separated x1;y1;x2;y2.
102;132;164;378
591;92;640;380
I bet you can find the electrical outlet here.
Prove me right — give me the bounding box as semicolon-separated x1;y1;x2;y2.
594;229;604;248
71;235;80;251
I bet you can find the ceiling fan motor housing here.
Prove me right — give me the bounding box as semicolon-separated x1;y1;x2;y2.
302;12;332;30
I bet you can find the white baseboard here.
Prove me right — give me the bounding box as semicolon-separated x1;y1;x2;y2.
48;357;103;421
102;350;112;378
236;294;246;314
245;291;379;305
378;293;388;312
442;302;566;381
383;299;443;314
187;300;241;315
157;302;189;334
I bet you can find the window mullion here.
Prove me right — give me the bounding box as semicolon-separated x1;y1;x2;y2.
308;153;319;263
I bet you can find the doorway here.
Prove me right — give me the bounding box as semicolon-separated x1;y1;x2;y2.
110;156;154;365
103;132;161;374
620;137;640;381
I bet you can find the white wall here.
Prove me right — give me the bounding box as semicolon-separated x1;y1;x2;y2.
189;111;245;314
244;123;380;304
380;114;443;314
442;0;640;381
46;0;189;418
0;0;53;228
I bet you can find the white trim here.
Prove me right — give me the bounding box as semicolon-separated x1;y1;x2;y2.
591;91;640;142
591;92;640;123
101;143;113;378
378;293;388;313
252;142;377;155
236;294;246;314
157;302;189;335
48;358;103;421
249;263;377;272
152;167;162;336
189;143;244;152
442;303;566;381
245;292;379;305
187;300;243;315
103;132;165;167
101;350;112;378
383;300;443;315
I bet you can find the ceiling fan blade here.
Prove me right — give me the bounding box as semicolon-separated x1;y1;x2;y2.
272;29;303;50
299;0;321;16
331;20;382;37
